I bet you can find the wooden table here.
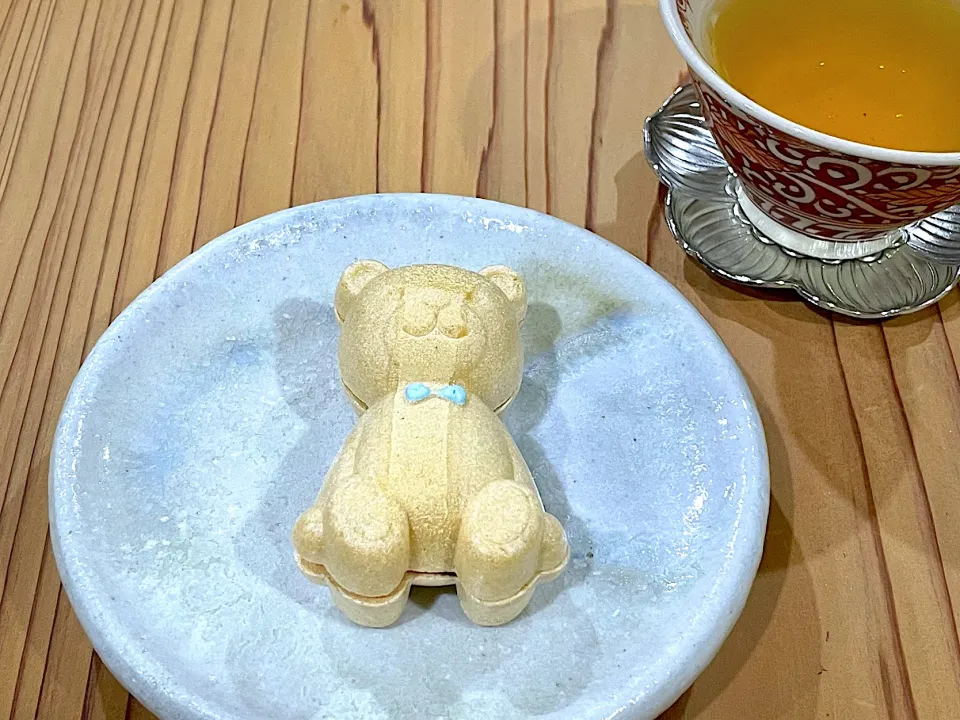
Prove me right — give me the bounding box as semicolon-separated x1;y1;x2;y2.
1;0;958;718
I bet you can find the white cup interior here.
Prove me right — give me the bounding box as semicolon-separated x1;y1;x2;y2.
675;0;722;62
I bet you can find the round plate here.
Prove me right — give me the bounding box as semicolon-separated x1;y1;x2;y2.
51;195;769;720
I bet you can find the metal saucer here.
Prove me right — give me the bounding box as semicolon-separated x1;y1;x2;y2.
644;85;960;319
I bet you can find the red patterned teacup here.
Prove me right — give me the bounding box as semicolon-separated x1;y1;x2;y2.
661;0;960;259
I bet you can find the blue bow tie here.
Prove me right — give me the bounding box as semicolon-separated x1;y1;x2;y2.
404;383;467;406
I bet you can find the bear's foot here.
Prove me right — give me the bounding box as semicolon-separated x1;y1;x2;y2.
456;580;536;626
293;474;411;599
453;480;570;625
327;575;412;628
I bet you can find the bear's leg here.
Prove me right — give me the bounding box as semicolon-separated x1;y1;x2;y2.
454;480;544;626
297;475;411;626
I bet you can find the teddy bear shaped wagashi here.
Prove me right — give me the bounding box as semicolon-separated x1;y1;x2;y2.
292;261;569;627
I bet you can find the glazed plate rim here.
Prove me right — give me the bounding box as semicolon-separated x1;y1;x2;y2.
50;194;769;720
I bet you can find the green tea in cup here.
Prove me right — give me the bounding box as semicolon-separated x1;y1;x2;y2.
708;0;960;152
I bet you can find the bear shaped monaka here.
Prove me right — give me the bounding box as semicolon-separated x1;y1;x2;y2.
292;261;569;627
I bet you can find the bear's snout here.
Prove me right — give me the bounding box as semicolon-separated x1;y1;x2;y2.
437;303;468;338
402;298;468;339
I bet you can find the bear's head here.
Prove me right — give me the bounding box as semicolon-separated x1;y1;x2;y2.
335;261;527;412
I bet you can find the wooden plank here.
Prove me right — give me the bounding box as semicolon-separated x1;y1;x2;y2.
883;313;960;674
33;590;95;720
110;0;204;315
0;0;109;714
0;1;952;718
583;0;684;260
234;0;307;223
9;538;61;720
80;656;129;720
124;697;156;720
420;0;494;196
474;0;525;206
542;0;606;225
370;0;425;194
291;0;378;204
191;0;270;246
0;0;55;204
154;0;233;275
523;0;550;213
832;315;960;718
0;0;78;391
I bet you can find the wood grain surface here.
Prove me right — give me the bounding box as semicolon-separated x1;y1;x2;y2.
0;0;957;718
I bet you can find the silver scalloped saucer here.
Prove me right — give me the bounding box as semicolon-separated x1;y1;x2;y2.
644;85;960;319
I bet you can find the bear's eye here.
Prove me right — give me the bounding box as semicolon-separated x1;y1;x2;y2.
463;287;476;303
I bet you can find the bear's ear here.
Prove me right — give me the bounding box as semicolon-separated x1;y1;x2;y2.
479;265;527;325
335;260;388;322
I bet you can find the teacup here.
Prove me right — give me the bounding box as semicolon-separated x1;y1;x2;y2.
661;0;960;259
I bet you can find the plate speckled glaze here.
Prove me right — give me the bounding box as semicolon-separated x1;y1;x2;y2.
51;195;769;720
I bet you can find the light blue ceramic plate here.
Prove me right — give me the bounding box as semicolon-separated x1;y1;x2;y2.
51;195;768;720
